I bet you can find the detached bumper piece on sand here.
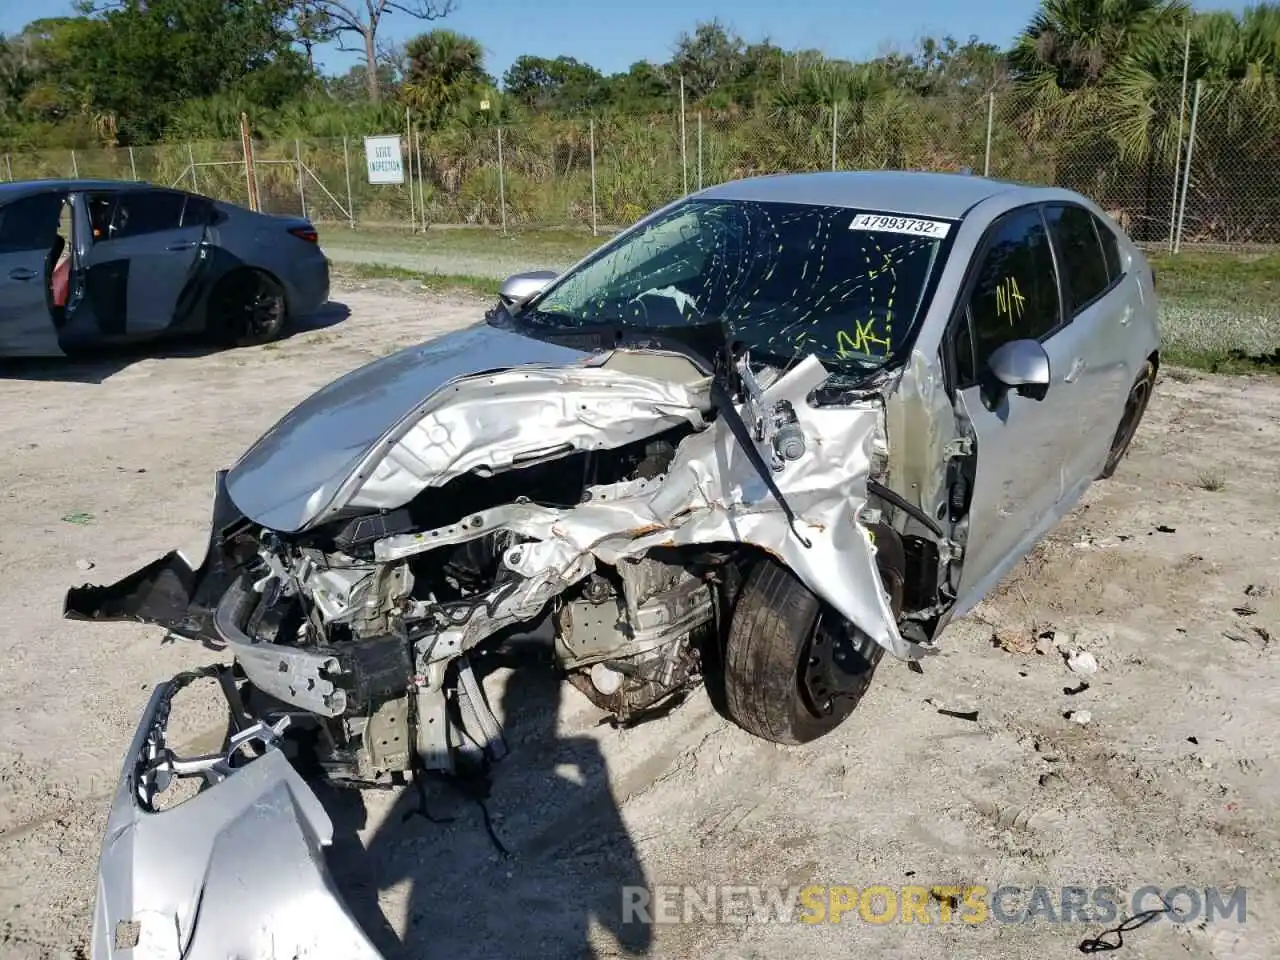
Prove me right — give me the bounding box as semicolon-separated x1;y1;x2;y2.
91;666;383;960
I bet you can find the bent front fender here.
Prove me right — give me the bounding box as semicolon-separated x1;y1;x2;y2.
91;669;384;960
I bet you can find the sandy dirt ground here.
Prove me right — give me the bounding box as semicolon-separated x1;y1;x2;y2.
0;279;1277;960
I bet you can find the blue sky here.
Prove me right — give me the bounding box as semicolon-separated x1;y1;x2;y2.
2;0;1252;81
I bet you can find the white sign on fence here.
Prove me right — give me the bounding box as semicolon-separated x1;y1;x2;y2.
364;134;404;184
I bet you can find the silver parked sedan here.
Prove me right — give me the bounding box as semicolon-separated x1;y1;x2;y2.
66;171;1158;958
0;179;330;357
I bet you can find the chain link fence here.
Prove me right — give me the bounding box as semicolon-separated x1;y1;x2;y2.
4;83;1278;251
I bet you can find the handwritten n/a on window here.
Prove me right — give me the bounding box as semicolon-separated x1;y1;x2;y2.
994;275;1026;325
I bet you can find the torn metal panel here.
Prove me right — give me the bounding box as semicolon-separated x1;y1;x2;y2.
379;354;918;661
882;346;964;540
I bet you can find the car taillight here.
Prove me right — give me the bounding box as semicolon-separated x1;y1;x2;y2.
289;225;318;243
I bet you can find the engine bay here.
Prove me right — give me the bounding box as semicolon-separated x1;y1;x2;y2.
214;425;734;784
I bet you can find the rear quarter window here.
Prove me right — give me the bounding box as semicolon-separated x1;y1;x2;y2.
1044;204;1111;314
181;194;217;227
1094;216;1123;282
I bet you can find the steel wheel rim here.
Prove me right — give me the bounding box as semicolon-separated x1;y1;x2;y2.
800;614;873;717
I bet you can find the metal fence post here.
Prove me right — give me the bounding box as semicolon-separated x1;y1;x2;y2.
70;149;79;178
589;118;598;237
342;135;355;229
415;129;427;232
983;93;995;177
239;117;253;209
405;107;416;232
128;146;137;181
831;102;839;171
496;125;508;236
697;112;703;190
188;143;198;192
679;75;688;195
3;154;10;180
1167;28;1192;251
239;112;258;211
1173;79;1203;255
294;139;307;219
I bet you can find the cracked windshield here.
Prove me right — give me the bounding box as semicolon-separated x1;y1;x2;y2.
528;198;953;370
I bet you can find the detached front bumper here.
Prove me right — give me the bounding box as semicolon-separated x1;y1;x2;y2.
92;667;384;960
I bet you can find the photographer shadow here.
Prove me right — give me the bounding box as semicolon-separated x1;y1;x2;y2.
324;649;655;959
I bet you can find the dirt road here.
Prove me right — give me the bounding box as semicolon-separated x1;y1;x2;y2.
1;281;1276;959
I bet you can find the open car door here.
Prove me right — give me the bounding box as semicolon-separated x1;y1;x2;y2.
75;188;208;338
0;190;67;358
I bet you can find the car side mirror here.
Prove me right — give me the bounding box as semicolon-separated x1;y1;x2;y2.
499;270;557;307
986;339;1051;402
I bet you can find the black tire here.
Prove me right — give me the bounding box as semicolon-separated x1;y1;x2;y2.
723;554;890;746
1099;358;1156;479
211;270;287;348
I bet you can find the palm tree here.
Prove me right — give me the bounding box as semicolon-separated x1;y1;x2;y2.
402;29;489;124
1101;6;1280;160
1011;0;1190;88
1010;0;1190;138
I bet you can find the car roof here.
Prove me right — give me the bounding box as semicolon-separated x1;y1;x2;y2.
0;178;152;200
696;170;1045;220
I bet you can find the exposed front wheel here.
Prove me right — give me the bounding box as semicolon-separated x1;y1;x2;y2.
722;554;892;745
212;270;287;348
1099;359;1155;479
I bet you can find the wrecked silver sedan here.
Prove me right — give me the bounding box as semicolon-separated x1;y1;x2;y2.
66;171;1159;956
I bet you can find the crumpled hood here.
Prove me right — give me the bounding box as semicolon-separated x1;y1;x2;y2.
226;323;590;533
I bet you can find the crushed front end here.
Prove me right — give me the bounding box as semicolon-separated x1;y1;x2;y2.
68;345;926;779
67;339;958;956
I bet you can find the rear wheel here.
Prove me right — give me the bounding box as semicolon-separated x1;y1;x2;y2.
723;537;903;745
1099;359;1155;479
211;270;286;347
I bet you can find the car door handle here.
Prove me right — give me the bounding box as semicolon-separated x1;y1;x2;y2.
7;267;37;281
1064;357;1086;383
166;241;198;251
1119;304;1133;326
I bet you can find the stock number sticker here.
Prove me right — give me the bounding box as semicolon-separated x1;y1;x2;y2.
849;213;953;238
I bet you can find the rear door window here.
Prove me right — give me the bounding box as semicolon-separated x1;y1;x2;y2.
1044;204;1111;314
107;190;187;240
955;206;1061;384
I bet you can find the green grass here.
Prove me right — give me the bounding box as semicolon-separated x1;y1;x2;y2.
1150;251;1280;374
1147;250;1280;304
335;261;501;298
318;223;609;263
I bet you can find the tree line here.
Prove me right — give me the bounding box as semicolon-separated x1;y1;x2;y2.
1;1;1278;242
